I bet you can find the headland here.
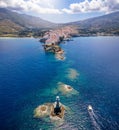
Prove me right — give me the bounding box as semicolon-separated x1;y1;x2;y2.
40;26;78;60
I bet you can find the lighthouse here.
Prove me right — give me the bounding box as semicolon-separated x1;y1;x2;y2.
54;96;61;115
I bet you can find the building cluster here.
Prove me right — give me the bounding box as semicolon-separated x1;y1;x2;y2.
43;26;74;44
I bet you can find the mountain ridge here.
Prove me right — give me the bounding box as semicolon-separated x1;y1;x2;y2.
0;8;57;36
0;8;56;28
0;8;119;36
66;11;119;35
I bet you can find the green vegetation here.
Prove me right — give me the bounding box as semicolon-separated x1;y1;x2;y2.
18;28;49;37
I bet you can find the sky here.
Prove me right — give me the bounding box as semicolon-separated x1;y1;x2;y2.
0;0;119;23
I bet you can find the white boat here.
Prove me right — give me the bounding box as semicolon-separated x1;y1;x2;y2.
88;105;93;112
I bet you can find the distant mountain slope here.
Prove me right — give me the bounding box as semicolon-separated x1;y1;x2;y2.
66;11;119;35
0;8;57;35
0;8;119;36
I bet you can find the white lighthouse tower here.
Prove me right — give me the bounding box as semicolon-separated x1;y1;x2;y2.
54;96;62;115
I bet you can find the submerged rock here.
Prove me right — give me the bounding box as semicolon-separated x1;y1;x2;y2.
66;68;79;81
55;53;65;61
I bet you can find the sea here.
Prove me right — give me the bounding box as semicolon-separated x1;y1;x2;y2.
0;37;119;130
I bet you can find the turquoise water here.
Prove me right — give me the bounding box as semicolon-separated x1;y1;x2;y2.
0;37;119;130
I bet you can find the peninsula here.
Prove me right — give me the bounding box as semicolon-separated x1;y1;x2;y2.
39;26;78;59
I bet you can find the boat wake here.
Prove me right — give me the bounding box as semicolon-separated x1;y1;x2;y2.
88;105;101;130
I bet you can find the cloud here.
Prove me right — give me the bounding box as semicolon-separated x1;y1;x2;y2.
62;0;119;14
1;0;119;15
62;8;73;14
0;0;62;14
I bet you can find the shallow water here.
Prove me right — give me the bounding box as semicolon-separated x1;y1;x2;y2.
0;37;119;130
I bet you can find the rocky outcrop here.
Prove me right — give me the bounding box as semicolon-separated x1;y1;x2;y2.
34;103;65;120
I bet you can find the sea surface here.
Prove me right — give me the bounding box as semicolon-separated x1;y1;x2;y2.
0;37;119;130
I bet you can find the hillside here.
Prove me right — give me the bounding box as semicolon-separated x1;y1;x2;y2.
0;8;57;36
0;8;119;37
66;11;119;36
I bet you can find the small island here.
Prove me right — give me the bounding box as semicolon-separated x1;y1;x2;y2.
34;104;51;118
57;82;79;95
34;96;66;121
52;82;79;96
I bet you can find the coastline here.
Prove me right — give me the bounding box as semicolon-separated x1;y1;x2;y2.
0;34;119;39
0;37;36;39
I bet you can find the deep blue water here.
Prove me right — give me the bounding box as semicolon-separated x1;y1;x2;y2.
0;37;119;130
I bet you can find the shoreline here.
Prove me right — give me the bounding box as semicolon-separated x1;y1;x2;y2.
0;37;35;39
0;35;119;39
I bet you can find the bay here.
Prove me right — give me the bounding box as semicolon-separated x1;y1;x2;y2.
0;37;119;130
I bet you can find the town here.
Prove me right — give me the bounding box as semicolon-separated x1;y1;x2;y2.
40;26;78;60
